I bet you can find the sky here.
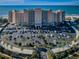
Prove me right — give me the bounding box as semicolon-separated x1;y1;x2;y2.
0;0;79;5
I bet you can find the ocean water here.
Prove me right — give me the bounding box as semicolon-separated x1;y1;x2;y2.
0;5;79;16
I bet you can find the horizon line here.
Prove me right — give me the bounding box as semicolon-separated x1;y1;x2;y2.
0;4;79;6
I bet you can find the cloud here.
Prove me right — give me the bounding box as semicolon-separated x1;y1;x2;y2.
23;0;79;5
71;1;79;5
0;0;79;5
23;1;79;5
0;0;24;2
0;0;24;4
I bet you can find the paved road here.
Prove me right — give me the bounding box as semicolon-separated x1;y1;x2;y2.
52;26;79;53
1;23;79;59
0;40;33;55
71;26;79;39
0;24;34;55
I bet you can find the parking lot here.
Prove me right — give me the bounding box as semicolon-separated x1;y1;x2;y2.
0;23;76;49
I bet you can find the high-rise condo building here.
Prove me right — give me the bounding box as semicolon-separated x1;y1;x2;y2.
9;10;16;24
42;10;48;27
48;10;55;26
8;10;29;26
56;10;65;23
23;10;29;26
34;8;42;27
28;9;35;27
8;9;65;27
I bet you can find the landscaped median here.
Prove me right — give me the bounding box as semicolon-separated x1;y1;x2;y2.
0;40;34;55
47;50;56;59
0;52;12;59
52;40;79;59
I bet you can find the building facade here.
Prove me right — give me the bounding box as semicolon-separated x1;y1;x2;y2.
23;10;29;26
34;9;42;27
56;10;65;23
48;10;54;26
42;10;48;27
9;10;17;24
8;9;65;27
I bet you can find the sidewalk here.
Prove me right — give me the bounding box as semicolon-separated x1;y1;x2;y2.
52;26;79;53
0;41;33;55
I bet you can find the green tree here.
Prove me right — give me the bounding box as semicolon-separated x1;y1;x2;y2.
31;51;39;59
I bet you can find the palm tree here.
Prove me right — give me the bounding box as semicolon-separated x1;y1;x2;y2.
21;47;23;51
10;45;13;49
27;37;30;39
31;51;39;59
47;50;56;59
21;36;26;46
